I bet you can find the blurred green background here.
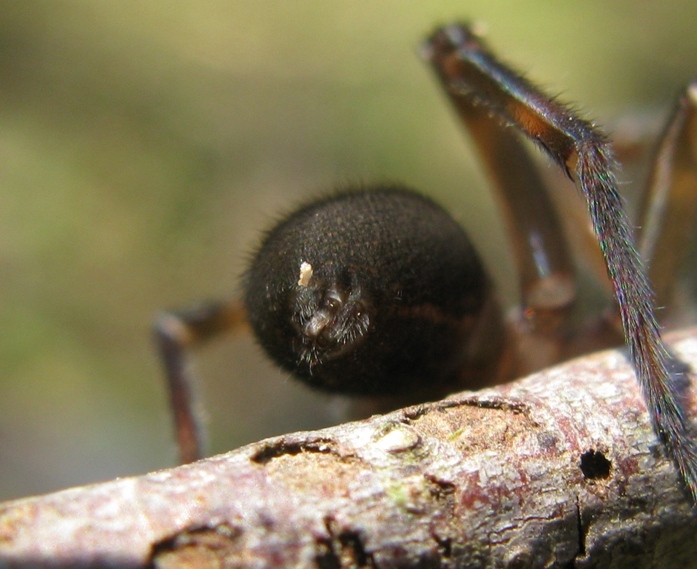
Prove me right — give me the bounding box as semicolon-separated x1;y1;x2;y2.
2;1;697;501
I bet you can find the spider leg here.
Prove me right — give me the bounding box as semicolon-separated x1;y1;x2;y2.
443;84;577;323
421;31;577;375
154;299;247;463
637;81;697;315
424;23;697;499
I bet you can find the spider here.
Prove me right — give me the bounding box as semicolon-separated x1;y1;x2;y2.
154;23;697;499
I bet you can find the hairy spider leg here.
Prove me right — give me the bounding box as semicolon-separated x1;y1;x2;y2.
424;23;697;500
154;299;247;463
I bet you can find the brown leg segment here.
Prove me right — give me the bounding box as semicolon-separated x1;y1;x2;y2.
423;24;697;499
154;299;248;464
637;81;697;315
422;30;577;374
424;45;576;324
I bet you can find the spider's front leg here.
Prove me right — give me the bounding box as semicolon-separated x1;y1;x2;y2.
421;28;580;375
423;23;697;500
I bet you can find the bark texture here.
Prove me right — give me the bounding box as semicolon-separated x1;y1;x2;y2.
1;329;697;569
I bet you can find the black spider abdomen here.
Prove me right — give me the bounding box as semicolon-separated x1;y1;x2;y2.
243;185;489;396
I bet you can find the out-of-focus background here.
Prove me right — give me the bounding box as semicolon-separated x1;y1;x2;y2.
2;1;697;501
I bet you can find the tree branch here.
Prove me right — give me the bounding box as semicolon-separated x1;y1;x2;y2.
2;329;697;568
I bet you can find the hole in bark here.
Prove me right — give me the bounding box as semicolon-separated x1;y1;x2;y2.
250;438;335;464
580;449;611;479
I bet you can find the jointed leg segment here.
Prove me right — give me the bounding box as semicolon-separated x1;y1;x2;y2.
637;81;697;313
154;299;247;463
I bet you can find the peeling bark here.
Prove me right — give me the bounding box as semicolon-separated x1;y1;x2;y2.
1;329;697;569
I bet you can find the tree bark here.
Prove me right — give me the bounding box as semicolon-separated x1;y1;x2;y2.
1;329;697;569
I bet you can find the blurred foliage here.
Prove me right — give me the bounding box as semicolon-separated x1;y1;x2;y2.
1;1;697;500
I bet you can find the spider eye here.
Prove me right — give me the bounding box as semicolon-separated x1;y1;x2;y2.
299;286;347;344
324;289;342;311
293;282;371;367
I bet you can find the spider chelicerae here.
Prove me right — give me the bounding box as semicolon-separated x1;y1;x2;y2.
154;22;697;499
